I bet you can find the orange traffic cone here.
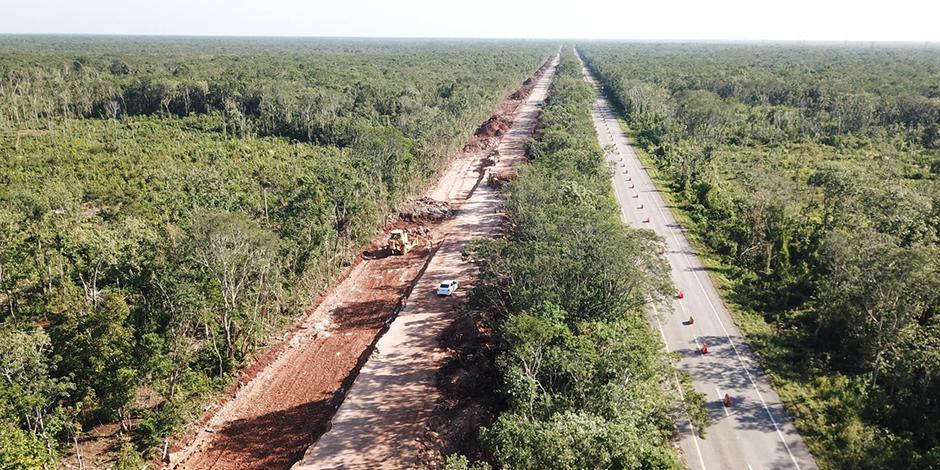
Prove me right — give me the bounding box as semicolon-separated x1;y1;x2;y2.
701;342;708;354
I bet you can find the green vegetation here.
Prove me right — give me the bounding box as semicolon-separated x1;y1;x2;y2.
0;36;554;465
465;49;706;469
580;42;940;468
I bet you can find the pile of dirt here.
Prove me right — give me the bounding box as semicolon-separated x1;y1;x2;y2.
510;77;535;100
510;57;553;100
458;116;511;155
475;115;511;138
456;57;553;158
400;197;453;222
415;308;502;469
462;135;500;155
486;169;516;190
480;149;501;168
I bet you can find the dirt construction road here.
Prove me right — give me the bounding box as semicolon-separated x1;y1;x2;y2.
170;245;433;469
579;50;817;470
169;56;556;470
292;56;558;470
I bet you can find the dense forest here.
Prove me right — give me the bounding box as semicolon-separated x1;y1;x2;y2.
455;49;707;470
0;36;554;466
579;43;940;468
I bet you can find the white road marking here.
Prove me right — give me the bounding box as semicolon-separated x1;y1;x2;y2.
600;105;709;466
675;300;702;350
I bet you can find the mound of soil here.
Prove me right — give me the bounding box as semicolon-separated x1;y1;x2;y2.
475;115;511;138
400;197;453;222
462;136;500;154
487;169;516;189
510;77;535;100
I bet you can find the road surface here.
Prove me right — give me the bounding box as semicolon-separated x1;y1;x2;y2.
292;55;559;469
578;51;818;470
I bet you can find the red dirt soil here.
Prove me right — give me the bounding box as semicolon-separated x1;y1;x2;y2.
165;57;555;470
476;115;511;138
170;244;432;469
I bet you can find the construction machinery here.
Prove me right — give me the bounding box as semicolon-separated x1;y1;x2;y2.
387;229;417;255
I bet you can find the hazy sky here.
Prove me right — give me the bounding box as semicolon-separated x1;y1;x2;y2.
1;0;938;42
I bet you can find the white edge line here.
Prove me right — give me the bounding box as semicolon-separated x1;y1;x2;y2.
594;85;708;470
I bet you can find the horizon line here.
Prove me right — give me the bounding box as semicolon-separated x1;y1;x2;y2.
1;32;938;45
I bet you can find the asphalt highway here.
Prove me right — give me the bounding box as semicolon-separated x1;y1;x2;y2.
579;51;818;470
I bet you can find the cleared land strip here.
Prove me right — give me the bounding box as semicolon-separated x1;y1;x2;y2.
169;57;556;470
578;50;818;470
292;56;559;470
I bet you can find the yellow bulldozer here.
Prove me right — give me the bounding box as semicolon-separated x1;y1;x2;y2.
387;229;417;255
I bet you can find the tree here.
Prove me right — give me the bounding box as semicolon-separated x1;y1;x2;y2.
49;290;137;428
189;211;280;371
0;418;49;469
0;325;69;465
674;90;735;143
483;411;679;470
0;208;30;320
497;303;571;418
816;228;939;389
